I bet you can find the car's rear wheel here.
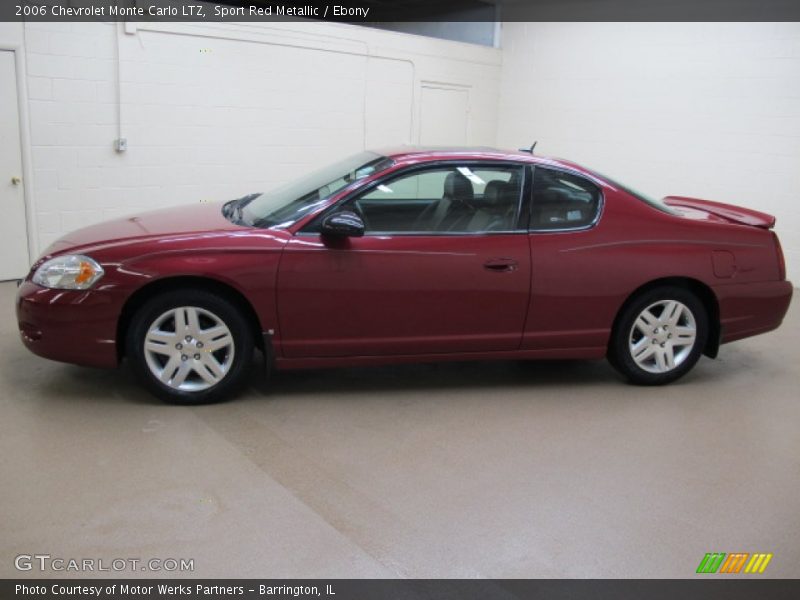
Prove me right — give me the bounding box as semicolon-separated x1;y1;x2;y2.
127;290;253;404
609;286;708;385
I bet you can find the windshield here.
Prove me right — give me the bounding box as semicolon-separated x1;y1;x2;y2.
586;168;678;215
234;151;393;228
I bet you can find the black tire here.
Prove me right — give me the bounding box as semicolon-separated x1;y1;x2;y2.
608;286;708;385
126;289;254;404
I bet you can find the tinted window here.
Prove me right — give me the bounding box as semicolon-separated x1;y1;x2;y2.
530;167;601;230
236;152;393;228
339;165;525;234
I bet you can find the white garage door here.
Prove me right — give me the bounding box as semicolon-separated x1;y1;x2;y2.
0;50;29;280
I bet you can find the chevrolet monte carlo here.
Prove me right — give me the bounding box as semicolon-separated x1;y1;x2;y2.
16;148;793;403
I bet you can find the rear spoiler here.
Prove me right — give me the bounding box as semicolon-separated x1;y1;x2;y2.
663;196;776;229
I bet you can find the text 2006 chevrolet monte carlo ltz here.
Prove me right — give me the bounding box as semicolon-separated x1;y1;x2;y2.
17;147;793;404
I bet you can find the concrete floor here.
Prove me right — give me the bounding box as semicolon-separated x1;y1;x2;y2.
1;280;798;579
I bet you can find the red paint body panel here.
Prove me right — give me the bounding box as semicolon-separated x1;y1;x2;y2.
277;233;531;357
714;280;793;343
17;281;123;368
15;148;793;374
520;186;787;356
43;202;243;255
663;196;776;228
19;203;291;367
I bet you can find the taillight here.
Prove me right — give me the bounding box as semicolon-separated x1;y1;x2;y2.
772;232;786;280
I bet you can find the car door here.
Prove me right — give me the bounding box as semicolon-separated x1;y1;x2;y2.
276;162;532;358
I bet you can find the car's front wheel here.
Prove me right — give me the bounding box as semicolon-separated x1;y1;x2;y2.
609;286;708;385
126;290;254;404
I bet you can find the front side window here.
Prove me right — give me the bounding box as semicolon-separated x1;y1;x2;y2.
336;164;525;234
228;151;393;228
530;167;602;230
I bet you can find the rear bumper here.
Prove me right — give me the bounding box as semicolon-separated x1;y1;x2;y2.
16;281;120;368
715;280;793;344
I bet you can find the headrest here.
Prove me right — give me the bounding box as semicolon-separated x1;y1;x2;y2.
444;171;474;203
483;180;507;207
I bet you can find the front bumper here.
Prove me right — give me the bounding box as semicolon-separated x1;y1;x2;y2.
16;281;121;368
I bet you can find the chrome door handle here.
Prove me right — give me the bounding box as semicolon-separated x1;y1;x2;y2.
11;176;21;186
483;258;518;273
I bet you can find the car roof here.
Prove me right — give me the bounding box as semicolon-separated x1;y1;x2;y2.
373;146;603;184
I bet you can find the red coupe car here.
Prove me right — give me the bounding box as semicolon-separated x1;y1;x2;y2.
16;147;792;403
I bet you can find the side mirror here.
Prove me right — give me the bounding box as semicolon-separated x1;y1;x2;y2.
320;210;365;238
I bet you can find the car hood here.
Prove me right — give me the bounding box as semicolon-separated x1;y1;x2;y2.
44;201;246;255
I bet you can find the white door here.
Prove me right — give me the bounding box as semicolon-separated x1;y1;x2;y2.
419;85;469;146
0;50;29;280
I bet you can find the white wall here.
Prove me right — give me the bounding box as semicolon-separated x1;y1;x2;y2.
497;22;800;282
11;19;501;257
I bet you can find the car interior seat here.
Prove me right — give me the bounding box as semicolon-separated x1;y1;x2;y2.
464;180;516;232
414;171;474;231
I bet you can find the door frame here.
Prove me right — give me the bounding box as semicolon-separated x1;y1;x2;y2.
416;81;471;145
295;159;534;236
0;42;36;272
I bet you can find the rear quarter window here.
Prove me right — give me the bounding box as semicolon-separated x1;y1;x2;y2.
531;167;602;230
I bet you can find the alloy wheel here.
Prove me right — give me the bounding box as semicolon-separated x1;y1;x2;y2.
143;306;235;392
628;300;697;374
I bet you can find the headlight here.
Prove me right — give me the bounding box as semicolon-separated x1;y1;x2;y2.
32;255;105;290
